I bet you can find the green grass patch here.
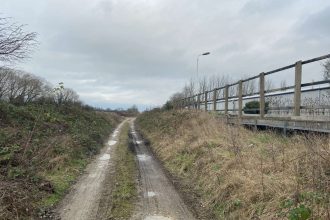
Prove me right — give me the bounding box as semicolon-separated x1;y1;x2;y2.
0;101;122;219
107;122;137;220
39;158;88;207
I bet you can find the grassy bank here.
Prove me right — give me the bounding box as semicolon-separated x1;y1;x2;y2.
136;109;330;220
0;101;122;219
106;122;137;220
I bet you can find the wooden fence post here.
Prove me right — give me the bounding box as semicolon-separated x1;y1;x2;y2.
238;80;243;117
204;91;208;111
224;85;229;115
259;72;265;118
213;89;217;111
189;96;193;109
193;95;196;110
197;93;201;110
294;61;302;116
191;96;196;109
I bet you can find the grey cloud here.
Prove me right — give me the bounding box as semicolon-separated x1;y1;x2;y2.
297;6;330;39
241;0;296;16
1;0;330;110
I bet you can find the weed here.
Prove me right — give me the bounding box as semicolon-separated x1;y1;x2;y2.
106;123;137;219
0;102;122;219
136;109;330;219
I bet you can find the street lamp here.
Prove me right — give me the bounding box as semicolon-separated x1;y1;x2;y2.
196;52;210;78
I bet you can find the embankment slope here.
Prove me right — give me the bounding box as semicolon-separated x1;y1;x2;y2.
0;102;121;219
136;109;329;220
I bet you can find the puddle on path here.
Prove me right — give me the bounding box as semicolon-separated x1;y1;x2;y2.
146;191;156;197
98;153;111;168
137;154;151;161
108;140;117;146
144;216;172;220
99;154;110;161
111;129;119;137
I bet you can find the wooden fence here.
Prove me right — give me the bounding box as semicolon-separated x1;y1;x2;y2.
178;54;330;121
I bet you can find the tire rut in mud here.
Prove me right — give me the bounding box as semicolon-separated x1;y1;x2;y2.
130;122;196;220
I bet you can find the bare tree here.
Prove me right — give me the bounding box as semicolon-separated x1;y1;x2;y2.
323;59;330;80
0;68;83;106
187;78;196;96
242;78;256;95
170;92;185;102
208;75;228;90
280;80;287;90
62;88;79;103
265;78;274;91
53;83;79;104
6;70;21;102
39;82;54;102
198;76;208;93
207;75;217;91
0;67;11;98
20;73;44;103
183;85;193;101
215;75;229;88
0;17;37;63
0;68;44;104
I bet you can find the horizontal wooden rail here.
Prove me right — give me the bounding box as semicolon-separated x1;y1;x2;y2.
265;86;295;94
265;64;295;75
302;53;330;65
301;79;330;87
180;53;330;119
242;75;260;82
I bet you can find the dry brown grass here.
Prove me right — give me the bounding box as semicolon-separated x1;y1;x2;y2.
136;110;330;220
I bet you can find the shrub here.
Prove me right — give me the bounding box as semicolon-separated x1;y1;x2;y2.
243;100;269;114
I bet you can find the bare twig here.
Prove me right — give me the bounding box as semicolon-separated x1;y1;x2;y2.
0;17;37;63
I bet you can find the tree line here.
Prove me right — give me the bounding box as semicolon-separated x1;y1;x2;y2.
0;67;80;105
165;60;330;110
0;17;80;106
165;74;276;109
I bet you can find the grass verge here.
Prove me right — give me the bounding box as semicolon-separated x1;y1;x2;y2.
0;101;122;219
136;109;330;220
107;122;137;220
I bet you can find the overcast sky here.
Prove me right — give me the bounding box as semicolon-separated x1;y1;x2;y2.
2;0;330;110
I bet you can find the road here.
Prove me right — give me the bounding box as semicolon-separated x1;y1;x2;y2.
130;121;196;220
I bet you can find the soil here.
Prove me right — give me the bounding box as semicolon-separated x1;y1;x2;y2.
55;119;196;220
130;121;196;220
55;120;127;220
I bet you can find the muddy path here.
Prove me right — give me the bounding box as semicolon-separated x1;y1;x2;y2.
55;120;128;220
55;118;195;220
130;121;196;220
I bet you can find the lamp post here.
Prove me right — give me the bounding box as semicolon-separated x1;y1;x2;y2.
195;52;210;111
196;52;210;78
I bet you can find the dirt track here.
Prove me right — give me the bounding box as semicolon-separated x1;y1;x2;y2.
130;121;196;220
56;120;126;220
56;119;195;220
